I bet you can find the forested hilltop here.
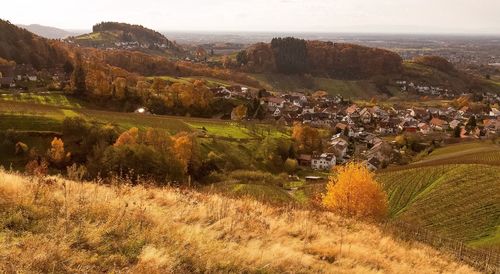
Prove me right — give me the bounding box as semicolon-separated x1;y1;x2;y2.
67;22;184;56
234;37;403;79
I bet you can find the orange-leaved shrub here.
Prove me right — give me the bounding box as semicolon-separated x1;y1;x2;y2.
322;162;388;220
114;127;139;147
47;137;70;167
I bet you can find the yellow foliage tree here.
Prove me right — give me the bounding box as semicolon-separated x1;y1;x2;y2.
135;80;151;97
395;135;406;147
113;77;127;99
47;137;70;166
193;80;213;109
171;132;199;174
322;162;388;220
143;128;172;152
151;77;167;95
284;158;298;174
292;123;321;153
231;104;248;121
312;90;328;99
178;83;196;108
114;127;139;147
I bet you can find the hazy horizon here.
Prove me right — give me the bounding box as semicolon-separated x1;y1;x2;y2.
2;0;500;35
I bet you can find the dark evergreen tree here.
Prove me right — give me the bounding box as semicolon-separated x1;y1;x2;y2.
454;126;461;138
236;50;248;65
466;115;476;130
270;37;308;74
63;60;74;75
72;52;87;95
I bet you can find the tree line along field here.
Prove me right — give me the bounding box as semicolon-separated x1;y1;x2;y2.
0;93;290;174
0;94;286;138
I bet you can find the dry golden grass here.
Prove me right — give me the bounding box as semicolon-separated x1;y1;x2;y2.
0;170;477;273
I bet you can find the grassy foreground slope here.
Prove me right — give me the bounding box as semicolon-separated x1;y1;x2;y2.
0;171;475;273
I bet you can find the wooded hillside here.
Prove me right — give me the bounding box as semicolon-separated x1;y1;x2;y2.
0;19;70;69
236;37;403;79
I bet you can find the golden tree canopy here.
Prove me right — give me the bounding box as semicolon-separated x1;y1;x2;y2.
291;123;321;153
171;132;199;174
114;127;139;147
47;137;70;166
231;104;248;121
322;162;388;220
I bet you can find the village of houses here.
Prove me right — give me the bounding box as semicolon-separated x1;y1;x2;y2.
215;82;500;172
0;63;67;90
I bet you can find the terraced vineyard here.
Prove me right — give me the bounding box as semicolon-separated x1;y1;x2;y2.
407;142;500;168
378;164;500;248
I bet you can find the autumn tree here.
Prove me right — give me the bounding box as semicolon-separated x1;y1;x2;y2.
163;80;213;115
135;80;151;97
231;104;248;121
193;80;213;109
172;132;200;175
178;83;196;109
292;123;322;153
114;127;139;147
256;136;286;171
47;137;70;167
179;80;213;110
394;135;406;147
151;77;167;95
312;90;328;100
322;162;388;220
95;127;185;183
143;128;172;152
113;77;128;99
284;158;298;174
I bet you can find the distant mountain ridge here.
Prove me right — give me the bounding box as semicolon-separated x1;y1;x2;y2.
67;22;185;57
16;24;83;39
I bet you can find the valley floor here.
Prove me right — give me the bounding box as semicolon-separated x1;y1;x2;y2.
0;170;477;273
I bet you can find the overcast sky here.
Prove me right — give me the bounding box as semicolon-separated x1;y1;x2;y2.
2;0;500;34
